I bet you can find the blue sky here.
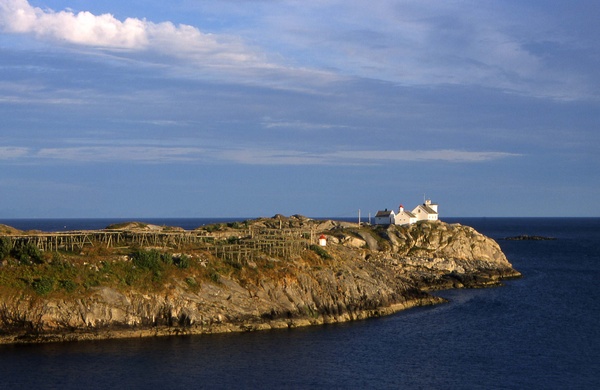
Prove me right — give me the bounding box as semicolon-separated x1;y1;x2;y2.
0;0;599;218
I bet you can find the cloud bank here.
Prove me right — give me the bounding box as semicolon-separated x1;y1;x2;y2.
0;0;147;48
1;0;594;99
0;146;28;159
0;0;266;67
2;145;518;165
260;0;592;99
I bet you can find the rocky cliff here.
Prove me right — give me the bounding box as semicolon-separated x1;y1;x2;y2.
0;217;520;344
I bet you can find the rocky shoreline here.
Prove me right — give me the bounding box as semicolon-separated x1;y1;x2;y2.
4;296;444;345
0;217;520;344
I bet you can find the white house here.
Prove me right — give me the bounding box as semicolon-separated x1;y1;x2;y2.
394;205;418;226
412;199;439;221
374;209;395;225
374;199;439;225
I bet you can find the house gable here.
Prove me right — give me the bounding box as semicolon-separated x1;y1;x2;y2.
412;202;438;221
394;210;417;225
374;209;395;225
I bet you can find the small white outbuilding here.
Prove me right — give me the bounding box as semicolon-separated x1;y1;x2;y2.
374;209;396;225
318;234;327;247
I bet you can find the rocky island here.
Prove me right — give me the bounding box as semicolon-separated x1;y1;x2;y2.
0;216;520;344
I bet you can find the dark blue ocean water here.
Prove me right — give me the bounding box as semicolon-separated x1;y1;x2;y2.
0;218;599;389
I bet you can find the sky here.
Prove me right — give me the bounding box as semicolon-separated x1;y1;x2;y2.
0;0;599;218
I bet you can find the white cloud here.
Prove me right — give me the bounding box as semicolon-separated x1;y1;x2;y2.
1;0;595;100
0;0;147;48
0;146;29;159
0;94;84;105
255;0;593;100
0;80;93;106
227;148;520;165
219;149;328;165
0;0;267;68
3;145;518;165
36;146;207;163
332;150;521;163
262;118;350;131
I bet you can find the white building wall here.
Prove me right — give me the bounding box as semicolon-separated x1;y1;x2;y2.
425;199;438;213
412;206;426;221
375;211;395;225
394;213;417;225
412;205;438;221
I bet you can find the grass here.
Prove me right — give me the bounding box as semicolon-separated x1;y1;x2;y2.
0;223;330;299
0;244;208;297
0;241;275;298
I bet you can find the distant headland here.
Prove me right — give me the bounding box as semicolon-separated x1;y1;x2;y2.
0;215;520;344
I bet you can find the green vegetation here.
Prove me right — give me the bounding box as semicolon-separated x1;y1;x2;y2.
0;237;12;259
227;236;241;244
208;267;221;283
10;243;44;265
175;254;190;269
59;279;78;293
185;276;198;287
309;244;332;260
204;223;224;233
0;218;328;299
0;239;257;298
105;222;148;230
32;276;55;296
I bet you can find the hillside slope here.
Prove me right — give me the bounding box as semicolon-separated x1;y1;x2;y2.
0;217;520;343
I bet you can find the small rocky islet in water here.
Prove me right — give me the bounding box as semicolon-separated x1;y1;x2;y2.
501;235;557;241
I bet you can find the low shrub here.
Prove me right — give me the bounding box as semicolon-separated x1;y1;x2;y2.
208;268;220;283
204;224;223;233
59;279;78;293
309;244;332;260
160;252;174;266
124;271;139;286
130;249;162;273
0;237;12;259
11;243;44;265
185;277;198;288
32;276;55;296
225;259;243;270
227;236;240;244
175;254;190;269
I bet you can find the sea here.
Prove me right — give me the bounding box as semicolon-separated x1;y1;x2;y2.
0;217;598;389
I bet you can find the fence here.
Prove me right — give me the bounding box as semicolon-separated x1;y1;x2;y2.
6;231;214;252
5;227;318;262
